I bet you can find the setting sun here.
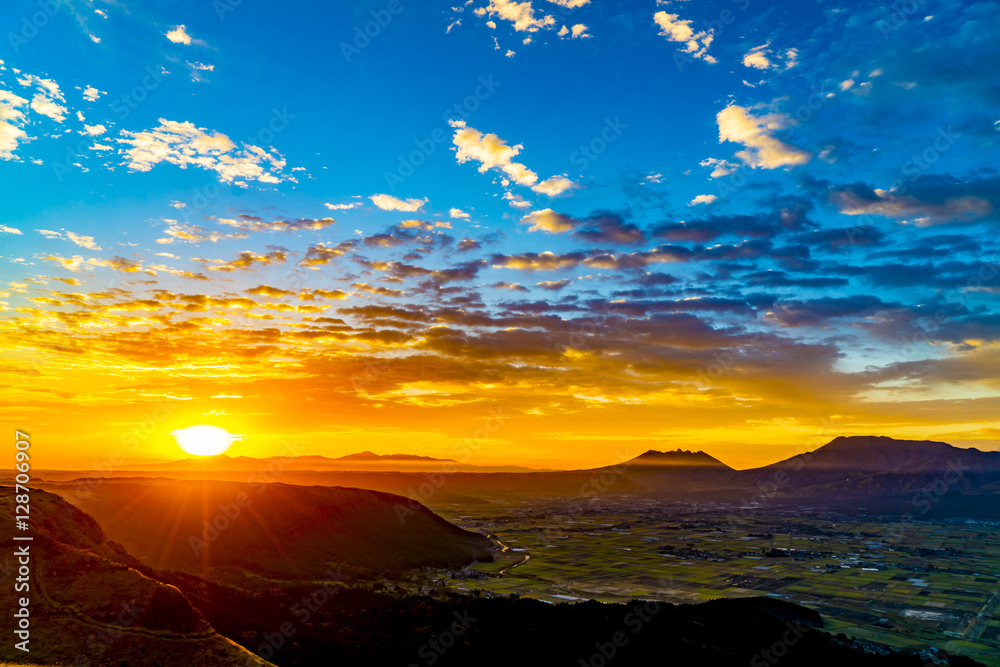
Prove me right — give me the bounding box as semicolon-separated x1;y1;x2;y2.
172;425;238;456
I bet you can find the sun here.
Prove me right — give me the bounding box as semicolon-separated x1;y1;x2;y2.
172;425;237;456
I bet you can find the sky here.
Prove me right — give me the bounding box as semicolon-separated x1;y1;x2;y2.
1;0;998;470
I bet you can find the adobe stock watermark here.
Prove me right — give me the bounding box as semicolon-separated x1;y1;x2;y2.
577;598;664;667
384;75;501;191
7;0;64;53
673;0;753;73
53;64;168;182
394;405;508;523
172;106;296;213
189;438;305;556
570;117;627;173
407;610;477;667
876;0;930;40
340;0;404;63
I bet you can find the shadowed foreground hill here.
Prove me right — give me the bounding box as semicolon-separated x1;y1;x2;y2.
0;487;272;666
37;478;493;585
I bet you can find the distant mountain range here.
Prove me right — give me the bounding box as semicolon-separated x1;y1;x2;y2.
120;450;541;473
29;436;1000;518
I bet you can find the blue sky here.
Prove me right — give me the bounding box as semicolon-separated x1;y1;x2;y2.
1;0;998;469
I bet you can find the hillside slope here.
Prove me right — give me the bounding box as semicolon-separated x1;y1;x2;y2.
0;487;272;666
37;478;493;585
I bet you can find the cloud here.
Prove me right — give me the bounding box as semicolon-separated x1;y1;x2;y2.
82;86;105;102
0;224;22;235
700;157;739;178
301;241;357;267
165;25;198;45
716;105;812;169
764;296;898;328
370;194;428;211
325;201;361;210
474;0;555;32
16;75;67;123
450;120;577;195
830;179;994;225
450;119;538;186
548;0;589;7
66;231;101;250
449;207;471;219
214;215;336;233
83;124;106;136
206;249;288;272
0;91;29;160
118;119;288;184
653;11;715;63
156;221;250;244
521;209;576;233
519;209;645;244
742;44;798;71
689;194;717;206
536;279;573;291
533;175;576;196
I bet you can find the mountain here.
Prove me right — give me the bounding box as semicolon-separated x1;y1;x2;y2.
0;487;272;666
335;451;452;462
733;436;1000;514
36;478;493;587
758;436;1000;474
582;448;736;494
116;452;538;473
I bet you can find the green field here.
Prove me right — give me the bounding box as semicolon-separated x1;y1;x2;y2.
433;499;1000;665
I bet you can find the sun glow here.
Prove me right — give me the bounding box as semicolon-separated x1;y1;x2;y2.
172;424;238;456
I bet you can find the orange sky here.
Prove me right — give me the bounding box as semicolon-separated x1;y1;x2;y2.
3;286;998;471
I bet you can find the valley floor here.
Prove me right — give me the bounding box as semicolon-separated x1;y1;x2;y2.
429;497;1000;666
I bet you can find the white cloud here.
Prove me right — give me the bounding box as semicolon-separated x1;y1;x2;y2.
17;74;67;123
169;201;187;209
82;86;105;102
474;0;555;32
504;192;532;209
325;201;362;210
156;221;250;244
450;119;578;195
369;194;428;211
36;229;62;238
451;119;538;186
533;175;576;196
689;194;717;206
83;123;106;136
449;207;471;219
570;24;590;38
742;46;773;70
716;105;812;170
118;119;288;184
0;224;22;235
653;11;715;63
742;44;798;71
548;0;589;7
66;231;101;250
166;25;194;45
521;208;575;233
30;93;68;122
699;157;738;178
0;90;29;160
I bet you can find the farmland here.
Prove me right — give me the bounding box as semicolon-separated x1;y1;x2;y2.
433;498;1000;665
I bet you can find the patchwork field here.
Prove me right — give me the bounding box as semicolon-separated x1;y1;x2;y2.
433;498;1000;665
